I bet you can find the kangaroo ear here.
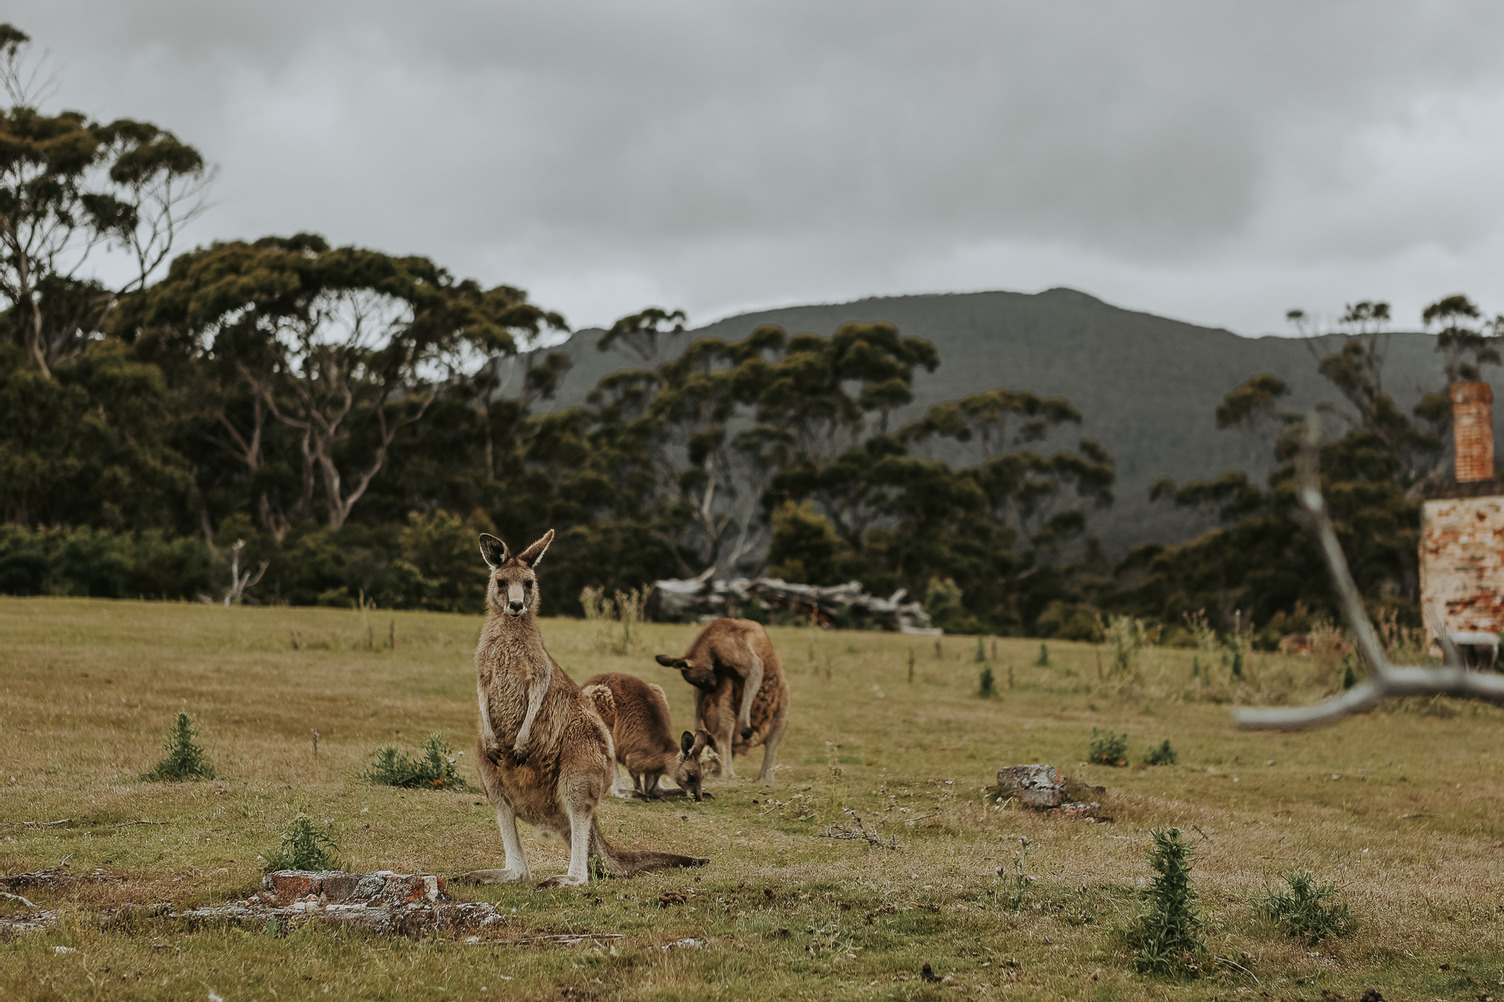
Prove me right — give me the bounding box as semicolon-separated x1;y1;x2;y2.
655;654;689;670
680;730;694;756
690;728;712;757
479;533;510;569
515;529;554;568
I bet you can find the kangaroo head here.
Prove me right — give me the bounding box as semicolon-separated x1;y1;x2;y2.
655;654;717;691
672;728;715;802
479;529;554;618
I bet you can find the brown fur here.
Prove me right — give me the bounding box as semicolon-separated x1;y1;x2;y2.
582;672;715;801
655;618;790;781
459;530;706;887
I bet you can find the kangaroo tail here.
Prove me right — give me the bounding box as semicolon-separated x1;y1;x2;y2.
589;820;708;877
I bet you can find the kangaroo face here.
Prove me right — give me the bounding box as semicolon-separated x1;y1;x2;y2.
655;654;717;691
479;530;554;617
673;729;715;802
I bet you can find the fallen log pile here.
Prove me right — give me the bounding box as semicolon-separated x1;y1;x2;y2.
646;576;939;633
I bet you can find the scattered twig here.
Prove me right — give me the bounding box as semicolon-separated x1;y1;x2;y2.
817;811;903;850
1215;955;1260;984
0;890;39;909
108;820;168;829
0;819;71;828
1191;825;1211;841
905;813;939;824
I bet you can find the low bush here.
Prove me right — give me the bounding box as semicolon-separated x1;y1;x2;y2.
1255;869;1354;944
363;733;469;790
1088;728;1128;767
265;814;341;872
1144;739;1178;766
142;712;215;782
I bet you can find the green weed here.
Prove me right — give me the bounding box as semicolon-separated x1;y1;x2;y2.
142;711;215;781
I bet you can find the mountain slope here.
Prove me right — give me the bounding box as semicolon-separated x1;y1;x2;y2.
528;288;1488;556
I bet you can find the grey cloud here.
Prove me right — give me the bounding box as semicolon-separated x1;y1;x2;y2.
8;2;1504;332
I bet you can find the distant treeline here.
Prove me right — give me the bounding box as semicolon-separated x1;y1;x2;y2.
1;23;1497;641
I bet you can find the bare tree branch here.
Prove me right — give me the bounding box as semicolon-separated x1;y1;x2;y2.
1235;418;1504;729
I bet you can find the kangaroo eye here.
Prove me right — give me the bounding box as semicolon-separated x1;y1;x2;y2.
522;580;532;591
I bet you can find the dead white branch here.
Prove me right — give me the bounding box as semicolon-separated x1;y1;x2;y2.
1235;421;1504;729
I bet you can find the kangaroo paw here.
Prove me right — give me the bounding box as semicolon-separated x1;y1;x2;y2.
455;867;530;885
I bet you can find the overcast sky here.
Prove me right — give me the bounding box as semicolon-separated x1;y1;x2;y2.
11;2;1504;338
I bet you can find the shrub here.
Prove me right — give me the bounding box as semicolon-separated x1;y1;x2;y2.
1144;740;1178;766
1034;643;1049;667
142;712;215;781
978;666;996;698
363;733;469;790
1088;728;1128;767
1255;869;1354;944
1130;827;1205;977
265;814;341;872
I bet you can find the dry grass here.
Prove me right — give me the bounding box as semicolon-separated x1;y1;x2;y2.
2;596;1503;1000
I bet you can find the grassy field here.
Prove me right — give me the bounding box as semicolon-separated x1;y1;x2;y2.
2;596;1504;1000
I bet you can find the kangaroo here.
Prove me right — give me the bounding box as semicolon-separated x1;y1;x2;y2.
461;530;706;887
582;672;716;801
655;618;789;782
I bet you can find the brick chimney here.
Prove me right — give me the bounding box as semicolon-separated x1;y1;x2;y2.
1450;380;1495;483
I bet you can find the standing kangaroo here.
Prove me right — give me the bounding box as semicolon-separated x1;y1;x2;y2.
462;530;706;887
655;618;789;782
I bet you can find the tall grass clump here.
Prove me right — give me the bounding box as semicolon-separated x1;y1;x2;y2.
265;814;341;872
1103;615;1148;679
1130;827;1205;977
581;585;647;654
142;712;215;781
1255;869;1354;944
363;733;469;790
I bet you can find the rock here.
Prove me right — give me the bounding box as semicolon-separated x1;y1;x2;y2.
995;764;1065;808
262;870;446;908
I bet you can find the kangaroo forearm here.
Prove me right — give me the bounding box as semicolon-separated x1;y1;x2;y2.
516;672;551;747
738;655;764;728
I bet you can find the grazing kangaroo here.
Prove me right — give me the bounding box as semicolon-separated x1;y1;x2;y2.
582;672;716;801
462;530;706;887
655;618;789;782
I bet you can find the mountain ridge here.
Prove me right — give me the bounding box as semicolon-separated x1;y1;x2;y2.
522;288;1493;556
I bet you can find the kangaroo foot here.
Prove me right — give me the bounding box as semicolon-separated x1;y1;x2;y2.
537;872;588;888
455;867;530;884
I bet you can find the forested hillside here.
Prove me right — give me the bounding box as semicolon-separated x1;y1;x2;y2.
544;288;1494;556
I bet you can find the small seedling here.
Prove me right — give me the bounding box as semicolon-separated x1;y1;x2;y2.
978;666;996;698
265;813;341;872
1255;869;1353;944
142;712;215;782
907;649;915;683
1035;643;1049;667
1341;658;1357;690
1130;827;1205;977
974;637;987;663
363;733;469;790
993;836;1032;910
1144;740;1177;766
1088;728;1128;767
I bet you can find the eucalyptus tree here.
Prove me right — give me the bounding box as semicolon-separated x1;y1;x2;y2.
120;235;561;536
0;24;210;377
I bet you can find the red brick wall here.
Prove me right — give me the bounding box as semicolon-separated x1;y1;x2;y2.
1420;496;1504;637
1450;381;1495;483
